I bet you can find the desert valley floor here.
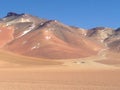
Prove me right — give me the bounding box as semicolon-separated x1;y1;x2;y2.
0;50;120;90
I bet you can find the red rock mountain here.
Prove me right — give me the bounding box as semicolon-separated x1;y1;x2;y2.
1;12;119;59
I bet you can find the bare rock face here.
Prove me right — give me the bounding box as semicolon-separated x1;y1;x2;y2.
5;12;24;17
87;27;114;43
87;27;120;52
104;28;120;52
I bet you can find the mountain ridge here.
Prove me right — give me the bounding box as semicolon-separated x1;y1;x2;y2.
0;12;119;59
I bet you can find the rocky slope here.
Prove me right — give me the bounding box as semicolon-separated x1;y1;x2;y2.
0;12;119;59
87;27;120;52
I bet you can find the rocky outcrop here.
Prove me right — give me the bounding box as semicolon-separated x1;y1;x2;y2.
87;27;114;43
87;27;120;52
5;12;24;17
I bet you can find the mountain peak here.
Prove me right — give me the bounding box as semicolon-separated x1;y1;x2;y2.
5;12;24;17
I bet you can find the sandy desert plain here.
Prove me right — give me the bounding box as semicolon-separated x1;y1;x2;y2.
0;49;119;90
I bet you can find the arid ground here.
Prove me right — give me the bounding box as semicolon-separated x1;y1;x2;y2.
0;50;120;90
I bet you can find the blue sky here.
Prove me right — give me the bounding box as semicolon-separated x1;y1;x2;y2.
0;0;120;29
